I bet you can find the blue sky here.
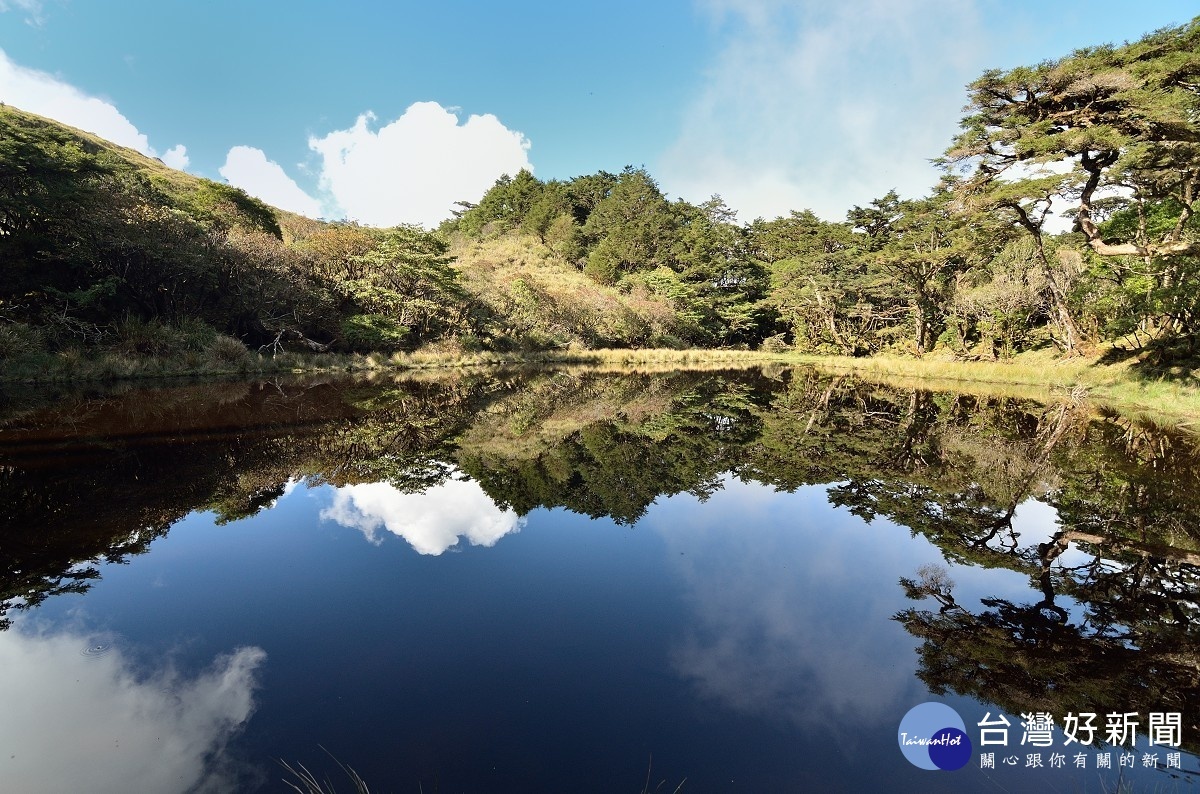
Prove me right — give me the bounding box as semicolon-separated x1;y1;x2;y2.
1;0;1194;226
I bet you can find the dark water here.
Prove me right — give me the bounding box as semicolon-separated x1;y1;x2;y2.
1;367;1199;792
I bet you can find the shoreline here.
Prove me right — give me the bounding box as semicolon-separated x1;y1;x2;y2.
793;350;1200;426
0;347;788;384
3;346;1198;425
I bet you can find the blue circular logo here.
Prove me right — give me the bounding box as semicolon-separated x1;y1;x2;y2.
898;702;972;770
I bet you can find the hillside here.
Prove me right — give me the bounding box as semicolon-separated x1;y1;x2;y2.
450;234;683;350
1;105;303;368
3;15;1200;384
0;105;699;380
0;105;281;235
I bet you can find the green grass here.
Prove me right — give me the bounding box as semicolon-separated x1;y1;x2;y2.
791;347;1200;425
3;105;213;205
0;341;376;383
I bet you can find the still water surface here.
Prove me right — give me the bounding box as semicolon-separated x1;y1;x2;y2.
1;367;1197;792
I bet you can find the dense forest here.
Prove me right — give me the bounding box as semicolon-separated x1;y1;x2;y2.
1;17;1197;373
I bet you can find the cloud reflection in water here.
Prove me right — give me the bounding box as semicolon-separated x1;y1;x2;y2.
322;477;525;555
649;478;938;733
0;626;266;794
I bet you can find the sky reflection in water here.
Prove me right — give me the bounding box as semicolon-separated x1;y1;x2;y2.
321;475;525;554
2;372;1197;792
0;624;265;794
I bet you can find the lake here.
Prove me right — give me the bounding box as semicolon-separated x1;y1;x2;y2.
1;366;1197;792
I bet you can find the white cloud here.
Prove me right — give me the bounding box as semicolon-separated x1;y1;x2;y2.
0;0;44;27
161;143;189;170
0;626;266;794
660;0;986;221
0;51;528;226
321;477;525;555
309;101;533;228
646;477;938;731
0;48;187;162
219;145;323;218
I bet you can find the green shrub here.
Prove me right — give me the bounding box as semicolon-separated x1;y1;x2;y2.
760;333;791;353
583;239;622;285
458;333;486;352
341;313;410;352
651;334;687;350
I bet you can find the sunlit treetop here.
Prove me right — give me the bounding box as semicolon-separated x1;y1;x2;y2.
943;16;1200;260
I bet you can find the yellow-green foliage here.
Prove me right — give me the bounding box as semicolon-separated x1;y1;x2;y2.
0;106;270;232
452;234;682;349
794;347;1200;423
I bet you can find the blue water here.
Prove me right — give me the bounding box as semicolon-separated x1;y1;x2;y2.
4;472;1191;792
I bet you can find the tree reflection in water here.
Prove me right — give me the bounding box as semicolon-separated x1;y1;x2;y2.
2;366;1199;759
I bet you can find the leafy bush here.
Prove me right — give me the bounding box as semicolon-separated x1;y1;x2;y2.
341;314;410;352
760;333;791;353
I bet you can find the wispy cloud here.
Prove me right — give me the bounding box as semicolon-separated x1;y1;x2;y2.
0;626;266;793
0;0;44;27
659;0;986;222
647;477;936;732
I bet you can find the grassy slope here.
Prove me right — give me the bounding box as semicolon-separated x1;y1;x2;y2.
450;234;682;349
4;106;209;200
3;105;349;257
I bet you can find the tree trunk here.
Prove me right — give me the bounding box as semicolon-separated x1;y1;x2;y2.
914;305;928;354
1010;204;1086;354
